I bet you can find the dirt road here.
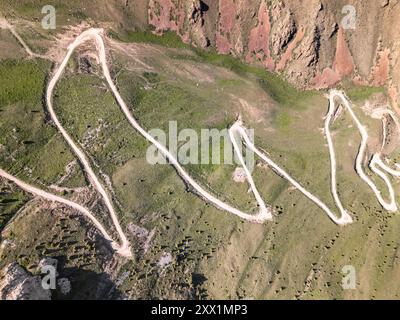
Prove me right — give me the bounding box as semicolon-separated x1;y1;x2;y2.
3;23;400;259
0;169;126;254
327;90;397;212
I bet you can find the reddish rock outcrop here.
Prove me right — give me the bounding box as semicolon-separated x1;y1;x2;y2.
271;3;297;57
246;1;275;71
145;0;400;115
215;0;237;54
216;32;231;54
312;27;355;89
276;27;305;71
219;0;236;34
312;67;341;90
352;75;368;86
148;0;181;34
371;48;390;86
148;0;208;48
332;27;355;77
389;85;400;114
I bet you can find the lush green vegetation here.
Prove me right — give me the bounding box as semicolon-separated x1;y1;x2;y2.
0;59;48;106
1;23;399;299
0;58;84;185
109;30;190;49
193;50;318;108
0;188;27;232
346;86;385;102
1;0;90;29
275;110;292;130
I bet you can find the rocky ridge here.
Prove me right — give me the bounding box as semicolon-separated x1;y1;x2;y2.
145;0;400;111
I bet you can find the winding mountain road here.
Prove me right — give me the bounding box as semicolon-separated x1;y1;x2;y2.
2;21;400;257
230;119;353;225
0;168;121;253
327;90;398;212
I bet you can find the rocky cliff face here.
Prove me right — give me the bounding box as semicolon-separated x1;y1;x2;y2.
0;263;51;300
144;0;400;111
